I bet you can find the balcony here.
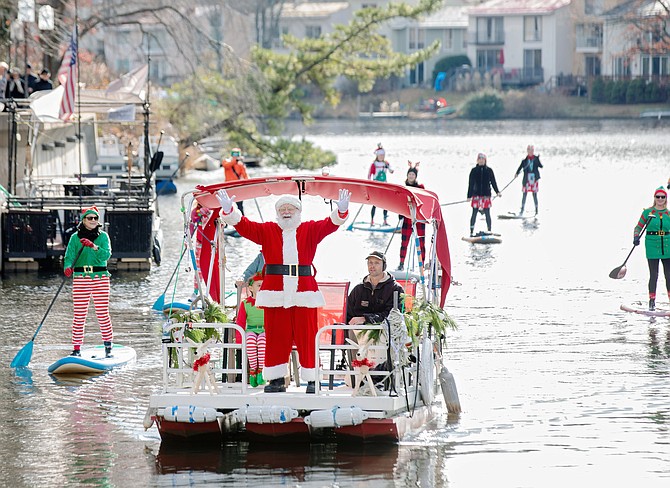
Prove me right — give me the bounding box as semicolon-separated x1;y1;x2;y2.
576;35;602;53
469;32;504;45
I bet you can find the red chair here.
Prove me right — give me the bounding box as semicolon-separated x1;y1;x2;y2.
395;278;417;311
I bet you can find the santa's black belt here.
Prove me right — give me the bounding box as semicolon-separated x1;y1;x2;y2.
647;231;667;236
265;264;312;277
74;266;107;272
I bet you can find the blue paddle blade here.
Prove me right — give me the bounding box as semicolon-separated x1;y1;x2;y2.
152;294;165;311
10;340;34;368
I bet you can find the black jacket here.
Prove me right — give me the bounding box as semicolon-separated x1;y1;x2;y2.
467;165;499;198
516;156;543;186
32;79;53;92
346;273;405;324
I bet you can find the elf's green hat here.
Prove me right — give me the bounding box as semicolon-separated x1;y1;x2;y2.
81;206;99;218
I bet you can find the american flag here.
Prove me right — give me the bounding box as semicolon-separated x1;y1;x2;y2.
58;26;78;121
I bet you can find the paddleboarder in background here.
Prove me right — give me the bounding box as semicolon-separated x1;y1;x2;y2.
467;153;501;237
63;206;114;358
633;186;670;311
397;162;426;271
516;144;543;215
222;147;249;215
368;143;394;226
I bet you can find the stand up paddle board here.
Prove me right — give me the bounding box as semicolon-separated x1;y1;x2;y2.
620;302;670;317
348;222;400;233
462;233;502;244
48;344;137;374
498;212;531;220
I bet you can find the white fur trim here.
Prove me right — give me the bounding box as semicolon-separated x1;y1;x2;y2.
275;195;302;211
257;290;325;308
300;367;315;381
220;206;242;226
330;208;347;226
282;229;299;300
263;363;288;381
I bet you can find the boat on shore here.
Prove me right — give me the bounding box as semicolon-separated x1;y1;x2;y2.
144;176;456;444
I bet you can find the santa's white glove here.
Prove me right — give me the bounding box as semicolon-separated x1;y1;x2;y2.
336;189;351;213
215;189;235;214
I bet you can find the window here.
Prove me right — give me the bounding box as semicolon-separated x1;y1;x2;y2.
613;57;630;77
476;17;504;44
524;16;542;42
409;62;424;85
476;49;503;70
584;55;601;76
524;49;542;69
584;0;604;15
443;30;453;50
305;25;321;39
642;55;669;77
576;23;602;49
409;28;425;50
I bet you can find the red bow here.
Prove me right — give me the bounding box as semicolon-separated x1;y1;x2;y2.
352;358;375;368
193;353;211;371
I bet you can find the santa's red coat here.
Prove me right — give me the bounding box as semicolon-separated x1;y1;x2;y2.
221;207;347;308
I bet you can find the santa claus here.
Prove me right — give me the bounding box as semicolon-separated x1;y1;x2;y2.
215;188;351;393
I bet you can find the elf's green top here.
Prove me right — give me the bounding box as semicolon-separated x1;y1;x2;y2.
635;189;670;260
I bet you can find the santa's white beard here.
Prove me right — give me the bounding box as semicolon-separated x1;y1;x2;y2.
277;211;302;230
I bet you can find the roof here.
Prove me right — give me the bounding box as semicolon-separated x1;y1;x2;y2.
468;0;571;16
603;0;668;18
194;175;452;307
281;2;349;19
418;5;470;28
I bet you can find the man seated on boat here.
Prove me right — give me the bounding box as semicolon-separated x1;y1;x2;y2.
347;251;404;327
216;188;351;394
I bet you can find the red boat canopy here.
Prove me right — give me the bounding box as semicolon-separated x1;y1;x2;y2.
194;176;451;307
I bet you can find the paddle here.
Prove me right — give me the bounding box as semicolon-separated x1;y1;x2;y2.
152;246;187;310
346;204;365;231
609;214;655;279
11;247;84;368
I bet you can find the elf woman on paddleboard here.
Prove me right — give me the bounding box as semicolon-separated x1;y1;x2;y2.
63;206;114;357
467;153;501;237
634;186;670;311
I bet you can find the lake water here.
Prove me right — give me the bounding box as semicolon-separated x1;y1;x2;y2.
2;118;670;487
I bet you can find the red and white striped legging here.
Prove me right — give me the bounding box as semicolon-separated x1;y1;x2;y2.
72;276;113;347
246;331;266;371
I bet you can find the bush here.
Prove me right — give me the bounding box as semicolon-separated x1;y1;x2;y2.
463;92;504;119
432;55;471;85
611;80;628;103
626;78;645;103
590;77;606;102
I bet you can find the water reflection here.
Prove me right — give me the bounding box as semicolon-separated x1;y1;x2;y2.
648;327;670;359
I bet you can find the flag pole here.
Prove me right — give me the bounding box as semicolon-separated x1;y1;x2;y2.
75;0;82;192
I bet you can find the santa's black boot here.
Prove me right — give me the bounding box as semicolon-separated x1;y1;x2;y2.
264;378;286;393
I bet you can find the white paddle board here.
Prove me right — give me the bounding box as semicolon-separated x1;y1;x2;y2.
223;227;240;237
462;233;502;244
48;344;137;374
620;302;670;317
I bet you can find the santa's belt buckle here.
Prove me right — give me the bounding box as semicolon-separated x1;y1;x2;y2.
288;264;298;277
83;265;93;273
659;231;666;236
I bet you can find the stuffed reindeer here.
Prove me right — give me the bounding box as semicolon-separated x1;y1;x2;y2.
187;337;220;395
346;338;377;397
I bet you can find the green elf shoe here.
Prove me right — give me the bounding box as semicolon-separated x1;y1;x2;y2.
256;370;265;386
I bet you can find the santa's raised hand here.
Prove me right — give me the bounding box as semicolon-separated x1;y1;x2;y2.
215;189;236;214
336;189;351;214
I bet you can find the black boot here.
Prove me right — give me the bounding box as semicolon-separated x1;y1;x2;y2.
649;298;656;311
104;341;113;358
71;349;81;357
306;381;316;394
264;378;286;393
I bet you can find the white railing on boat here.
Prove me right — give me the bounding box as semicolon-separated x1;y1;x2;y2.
160;321;426;399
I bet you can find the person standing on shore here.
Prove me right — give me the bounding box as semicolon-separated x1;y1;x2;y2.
63;207;114;358
368;143;393;226
467;153;501;237
516;145;543;215
633;187;670;311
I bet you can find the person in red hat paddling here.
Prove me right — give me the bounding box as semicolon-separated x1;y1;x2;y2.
63;207;114;357
634;187;670;311
216;188;351;393
515;144;543;215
